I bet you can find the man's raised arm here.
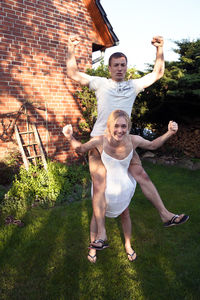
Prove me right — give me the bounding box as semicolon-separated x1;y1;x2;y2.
66;36;90;86
137;36;165;89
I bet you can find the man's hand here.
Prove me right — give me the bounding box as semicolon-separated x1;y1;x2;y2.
168;121;178;134
69;35;80;47
62;124;73;140
151;36;164;48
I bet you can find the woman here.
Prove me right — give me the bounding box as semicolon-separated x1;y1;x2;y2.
63;110;181;263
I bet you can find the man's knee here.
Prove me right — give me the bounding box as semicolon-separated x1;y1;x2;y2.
130;150;142;166
92;174;106;192
130;164;150;183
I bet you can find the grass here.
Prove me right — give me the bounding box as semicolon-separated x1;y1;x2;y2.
0;161;200;300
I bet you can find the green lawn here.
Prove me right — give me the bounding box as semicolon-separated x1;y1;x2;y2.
0;162;200;300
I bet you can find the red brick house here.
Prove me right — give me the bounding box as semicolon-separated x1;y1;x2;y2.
0;0;118;163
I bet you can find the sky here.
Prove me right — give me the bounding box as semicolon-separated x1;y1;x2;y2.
93;0;200;71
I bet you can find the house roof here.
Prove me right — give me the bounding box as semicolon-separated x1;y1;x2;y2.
83;0;119;52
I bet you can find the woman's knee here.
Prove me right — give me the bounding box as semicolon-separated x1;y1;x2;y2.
121;208;130;220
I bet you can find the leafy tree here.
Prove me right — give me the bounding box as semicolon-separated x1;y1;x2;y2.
138;39;200;128
174;39;200;73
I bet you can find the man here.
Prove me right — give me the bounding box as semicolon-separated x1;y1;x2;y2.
66;35;189;251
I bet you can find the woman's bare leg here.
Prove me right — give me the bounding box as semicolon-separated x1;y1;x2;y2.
120;208;137;261
89;149;107;246
88;213;97;263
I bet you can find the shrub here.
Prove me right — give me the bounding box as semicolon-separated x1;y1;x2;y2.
75;63;110;135
0;161;90;219
0;163;15;185
0;185;7;204
0;150;22;185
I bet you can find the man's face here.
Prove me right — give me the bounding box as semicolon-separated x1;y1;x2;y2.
109;57;127;82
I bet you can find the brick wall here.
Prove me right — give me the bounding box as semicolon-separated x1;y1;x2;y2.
0;0;94;163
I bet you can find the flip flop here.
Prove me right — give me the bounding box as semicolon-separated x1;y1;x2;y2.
88;239;109;250
5;216;24;227
87;253;97;263
13;220;25;227
127;250;137;262
164;214;189;227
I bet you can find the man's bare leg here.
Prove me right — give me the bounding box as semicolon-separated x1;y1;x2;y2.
88;148;107;246
120;208;136;261
129;151;185;223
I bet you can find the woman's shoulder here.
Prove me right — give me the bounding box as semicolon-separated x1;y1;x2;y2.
128;134;142;147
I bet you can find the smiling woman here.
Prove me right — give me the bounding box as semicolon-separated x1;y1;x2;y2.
109;116;129;141
62;109;186;263
106;109;132;142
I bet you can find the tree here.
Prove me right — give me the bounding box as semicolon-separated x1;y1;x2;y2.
137;39;200;128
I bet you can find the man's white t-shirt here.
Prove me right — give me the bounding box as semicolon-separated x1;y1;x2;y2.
83;75;144;137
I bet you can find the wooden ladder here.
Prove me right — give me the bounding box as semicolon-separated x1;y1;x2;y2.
15;123;47;170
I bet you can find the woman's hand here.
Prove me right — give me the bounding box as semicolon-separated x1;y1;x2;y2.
62;124;73;140
168;121;178;134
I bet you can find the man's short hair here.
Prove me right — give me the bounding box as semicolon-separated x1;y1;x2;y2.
108;52;128;66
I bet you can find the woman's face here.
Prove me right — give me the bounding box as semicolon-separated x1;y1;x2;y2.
109;116;128;141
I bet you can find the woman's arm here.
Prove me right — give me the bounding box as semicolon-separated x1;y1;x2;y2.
131;121;178;150
62;124;102;153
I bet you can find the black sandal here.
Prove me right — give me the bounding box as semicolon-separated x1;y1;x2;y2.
89;239;109;250
164;214;189;227
87;253;97;263
127;250;137;262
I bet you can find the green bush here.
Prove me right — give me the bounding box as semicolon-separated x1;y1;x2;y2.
0;161;90;218
75;62;110;134
0;163;15;185
0;150;22;185
0;185;7;204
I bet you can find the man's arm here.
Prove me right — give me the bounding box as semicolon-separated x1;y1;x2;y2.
131;121;178;150
66;36;90;86
137;36;165;89
62;124;102;153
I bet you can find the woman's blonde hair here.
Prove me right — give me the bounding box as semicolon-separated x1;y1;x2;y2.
106;110;132;134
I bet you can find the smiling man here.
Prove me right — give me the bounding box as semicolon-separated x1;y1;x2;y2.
66;36;189;260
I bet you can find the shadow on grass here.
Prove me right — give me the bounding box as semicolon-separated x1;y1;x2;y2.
0;163;200;300
114;162;200;300
0;201;87;300
63;163;200;300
